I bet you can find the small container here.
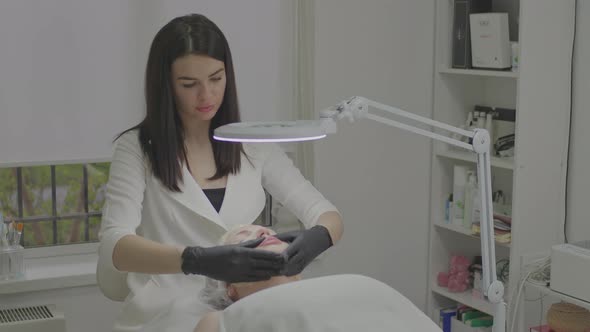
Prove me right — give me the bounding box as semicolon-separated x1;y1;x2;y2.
0;245;25;280
511;42;519;72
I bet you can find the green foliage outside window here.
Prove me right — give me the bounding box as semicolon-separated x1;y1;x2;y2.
0;162;110;248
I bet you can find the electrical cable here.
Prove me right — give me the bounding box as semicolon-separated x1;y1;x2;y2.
508;2;577;329
564;0;578;244
525;294;549;330
508;256;551;332
496;258;510;283
539;294;544;329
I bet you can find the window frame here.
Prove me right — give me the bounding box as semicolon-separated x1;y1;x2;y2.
24;242;100;259
1;158;110;255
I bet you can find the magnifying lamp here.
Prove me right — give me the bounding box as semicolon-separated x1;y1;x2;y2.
213;120;326;143
214;96;507;332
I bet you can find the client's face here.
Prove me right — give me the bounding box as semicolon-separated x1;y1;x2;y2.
222;225;301;302
224;225;289;253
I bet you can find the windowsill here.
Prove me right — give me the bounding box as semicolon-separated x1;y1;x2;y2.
0;245;98;295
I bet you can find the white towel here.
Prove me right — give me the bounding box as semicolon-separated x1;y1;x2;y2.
219;274;442;332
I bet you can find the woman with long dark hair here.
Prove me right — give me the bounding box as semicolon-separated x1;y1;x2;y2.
97;14;342;331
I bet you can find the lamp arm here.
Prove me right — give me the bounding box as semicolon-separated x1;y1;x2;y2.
320;96;476;149
323;96;506;332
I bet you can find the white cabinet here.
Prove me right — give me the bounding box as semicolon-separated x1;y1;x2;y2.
427;1;575;331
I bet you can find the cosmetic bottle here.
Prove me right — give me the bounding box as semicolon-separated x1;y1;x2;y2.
452;165;468;227
479;111;487;130
472;111;480;128
466;112;474;129
445;193;453;224
463;171;477;230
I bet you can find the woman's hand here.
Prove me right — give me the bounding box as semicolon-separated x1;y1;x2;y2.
274;225;333;276
181;238;286;283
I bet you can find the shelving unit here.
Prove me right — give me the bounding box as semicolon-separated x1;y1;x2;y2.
438;67;519;79
525;282;590;312
427;1;575;331
434;223;511;249
431;283;495;316
436;147;514;170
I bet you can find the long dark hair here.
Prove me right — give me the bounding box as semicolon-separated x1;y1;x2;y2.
120;14;243;192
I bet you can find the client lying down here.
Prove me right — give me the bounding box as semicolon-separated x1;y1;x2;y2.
194;224;442;332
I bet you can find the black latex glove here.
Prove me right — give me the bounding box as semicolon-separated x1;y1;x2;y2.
274;225;333;276
181;238;286;283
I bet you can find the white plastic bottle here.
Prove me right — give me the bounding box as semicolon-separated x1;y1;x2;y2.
452;165;468;227
473;111;481;128
479;112;487;130
466;112;474;129
463;171;477;230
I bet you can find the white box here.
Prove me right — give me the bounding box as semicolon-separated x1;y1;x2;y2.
550;240;590;303
469;13;511;69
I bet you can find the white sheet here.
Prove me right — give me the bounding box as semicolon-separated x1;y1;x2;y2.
219;274;442;332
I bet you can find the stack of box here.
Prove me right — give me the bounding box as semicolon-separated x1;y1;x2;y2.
437;306;494;332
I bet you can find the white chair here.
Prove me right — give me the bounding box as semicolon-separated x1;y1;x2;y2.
96;243;130;302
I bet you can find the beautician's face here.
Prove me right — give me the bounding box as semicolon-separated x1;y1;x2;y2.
171;54;226;122
224;225;288;253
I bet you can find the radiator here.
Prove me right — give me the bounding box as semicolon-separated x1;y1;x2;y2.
0;304;66;332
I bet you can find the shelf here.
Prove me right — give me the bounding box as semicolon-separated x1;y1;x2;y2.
526;282;590;311
436;149;514;170
431;283;495;315
434;223;511;249
430;2;576;328
438;67;519;79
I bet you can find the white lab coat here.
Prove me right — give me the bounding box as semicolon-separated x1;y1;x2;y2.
97;130;338;332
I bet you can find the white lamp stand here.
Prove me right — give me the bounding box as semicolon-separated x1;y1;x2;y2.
214;96;507;332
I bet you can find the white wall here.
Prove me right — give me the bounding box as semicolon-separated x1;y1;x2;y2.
307;0;436;310
0;1;295;331
0;286;122;332
137;0;296;123
521;2;587;328
567;1;590;242
0;0;295;164
0;1;145;164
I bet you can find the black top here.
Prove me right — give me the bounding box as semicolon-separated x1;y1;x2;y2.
202;188;226;212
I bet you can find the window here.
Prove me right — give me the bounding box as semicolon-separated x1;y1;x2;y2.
0;162;110;248
0;160;296;250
